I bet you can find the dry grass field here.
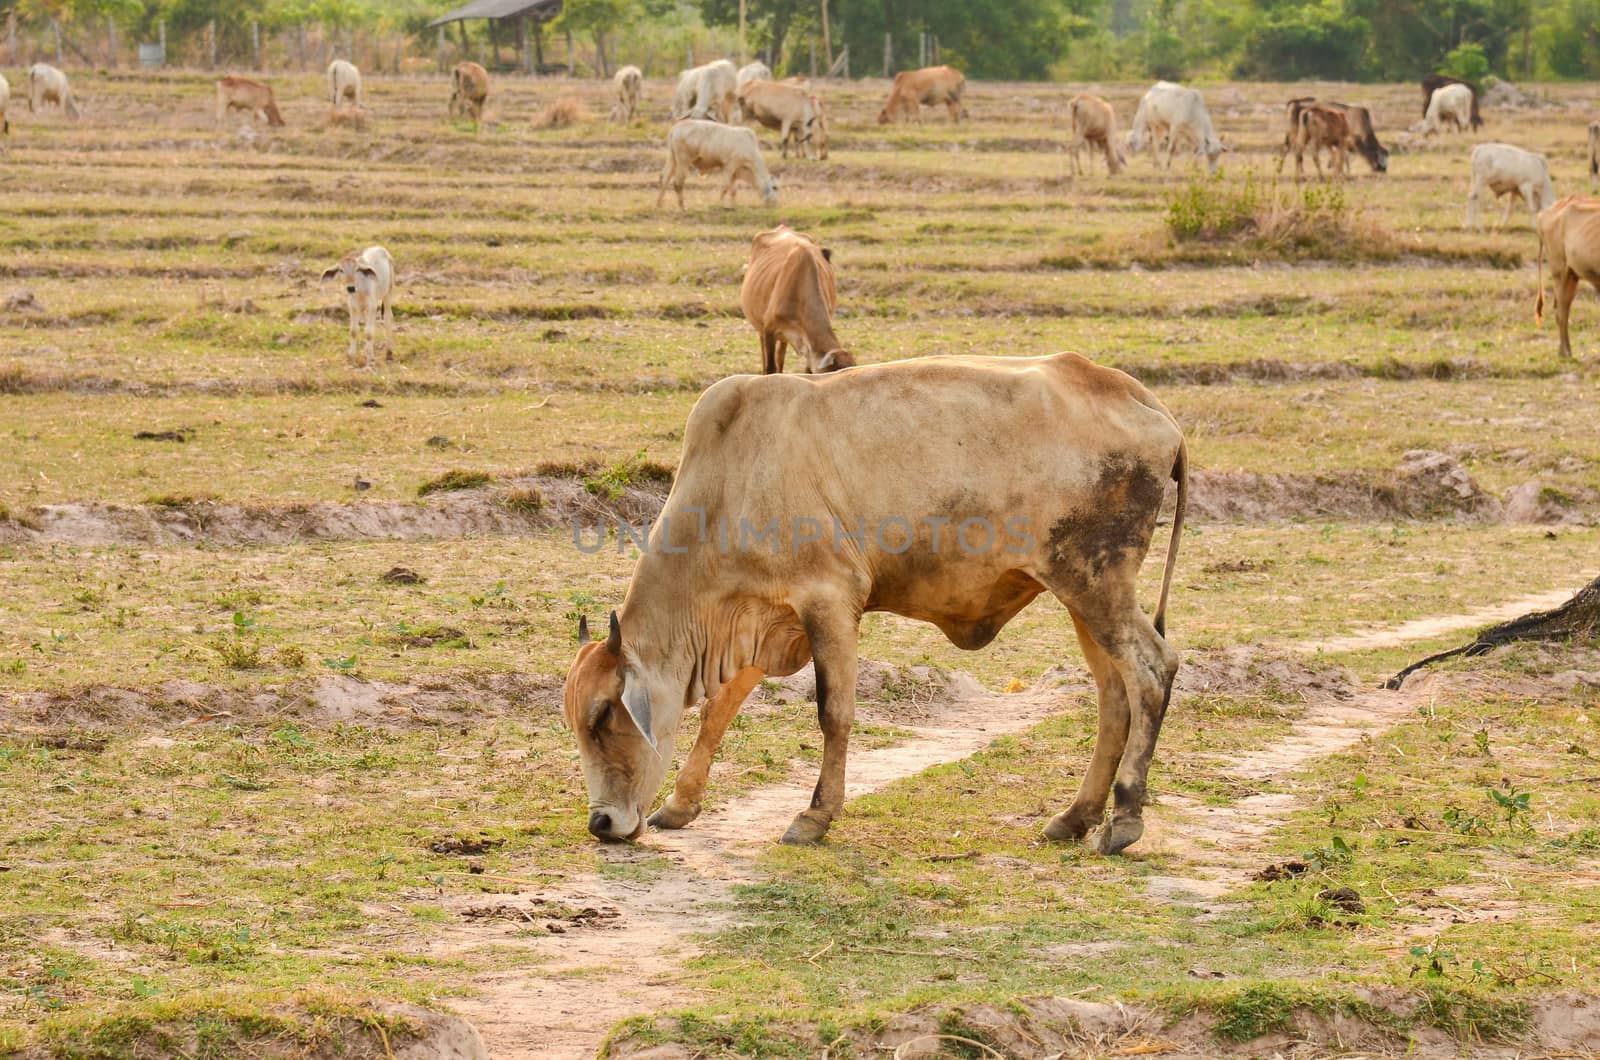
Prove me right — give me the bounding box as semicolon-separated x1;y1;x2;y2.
2;67;1600;1058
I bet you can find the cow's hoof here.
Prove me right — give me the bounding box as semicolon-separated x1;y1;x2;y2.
648;798;701;830
1091;816;1144;856
779;811;832;845
1042;810;1096;843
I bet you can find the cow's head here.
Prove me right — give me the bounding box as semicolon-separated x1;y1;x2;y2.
321;259;376;294
1126;128;1146;154
876;99;896;125
1371;145;1390;173
1203;138;1228;174
760;177;779;206
564;612;672;842
810;102;829;159
809;348;855;373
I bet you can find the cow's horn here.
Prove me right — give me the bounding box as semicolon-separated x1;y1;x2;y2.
605;610;622;655
577;615;591;645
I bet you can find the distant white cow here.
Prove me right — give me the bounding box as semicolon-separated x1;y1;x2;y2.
321;246;395;369
1127;81;1224;173
657;119;778;209
733;60;773;121
328;59;361;109
28;63;79;120
673;59;737;122
1420;82;1474;135
1467;142;1556;230
0;72;10;138
612;65;642;123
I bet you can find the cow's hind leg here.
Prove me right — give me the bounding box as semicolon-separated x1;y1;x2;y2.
1057;589;1177;855
1558;270;1580;357
650;666;764;829
780;606;858;845
1042;612;1131;843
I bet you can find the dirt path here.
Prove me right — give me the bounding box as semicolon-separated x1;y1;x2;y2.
437;685;1066;1060
1294;585;1580;656
442;589;1565;1058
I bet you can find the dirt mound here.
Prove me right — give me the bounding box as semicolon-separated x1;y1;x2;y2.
0;474;667;549
0;670;560;732
610;991;1600;1058
1176;645;1360;701
13;1001;485;1060
1188;450;1508;522
757;660;986;724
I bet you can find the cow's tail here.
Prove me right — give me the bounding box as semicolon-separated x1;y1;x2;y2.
1536;227;1547;326
1153;437;1187;639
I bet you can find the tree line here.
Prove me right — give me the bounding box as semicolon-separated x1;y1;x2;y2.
5;0;1599;81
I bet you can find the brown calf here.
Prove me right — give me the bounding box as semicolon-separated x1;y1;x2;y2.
1066;93;1124;176
449;62;490;127
1536;194;1600;358
877;65;966;124
216;76;285;127
740;225;854;374
1287;103;1352;182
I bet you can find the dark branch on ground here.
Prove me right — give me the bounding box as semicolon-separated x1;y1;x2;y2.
1387;574;1600;689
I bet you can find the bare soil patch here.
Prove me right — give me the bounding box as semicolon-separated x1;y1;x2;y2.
2;453;1591;551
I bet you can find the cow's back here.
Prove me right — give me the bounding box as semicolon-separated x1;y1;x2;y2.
741;230;833;327
671;354;1181;634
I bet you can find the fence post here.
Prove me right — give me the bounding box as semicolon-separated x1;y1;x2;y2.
252;21;260;70
809;39;816;76
6;12;14;67
437;26;446;72
207;20;216;70
882;32;890;77
107;16;118;68
566;29;575;75
159;19;166;64
52;19;62;64
820;0;832;69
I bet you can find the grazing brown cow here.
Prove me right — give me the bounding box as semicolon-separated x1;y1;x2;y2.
1286;103;1353;182
1066;93;1124;176
564;352;1188;853
449;62;490;126
1536;194;1600;358
1281;98;1388;174
877;65;966;124
738;80;825;159
740;225;855;374
1422;73;1483;130
216;76;285;127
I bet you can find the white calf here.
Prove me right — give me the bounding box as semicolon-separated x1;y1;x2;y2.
1467;143;1556;230
28;63;79;119
328;60;361;109
321;246;395;368
1421;83;1473;135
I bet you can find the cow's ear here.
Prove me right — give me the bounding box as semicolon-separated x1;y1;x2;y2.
821;247;833;262
621;671;656;750
605;610;623;656
358;266;378;277
320;267;339;281
577;615;591;645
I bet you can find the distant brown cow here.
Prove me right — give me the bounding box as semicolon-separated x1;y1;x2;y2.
740;225;855;374
1286;103;1352;182
877;65;966;124
216;76;285;127
1282;98;1388;174
738;80;825;159
1066;93;1123;176
449;62;490;127
1536;194;1600;358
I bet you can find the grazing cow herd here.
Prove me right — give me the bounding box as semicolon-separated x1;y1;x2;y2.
4;53;1598;853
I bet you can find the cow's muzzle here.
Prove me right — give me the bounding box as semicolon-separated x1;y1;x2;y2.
587;806;644;842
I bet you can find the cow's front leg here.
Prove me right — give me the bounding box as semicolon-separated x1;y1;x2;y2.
346;302;360;364
782;609;858;845
650;666;763;829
